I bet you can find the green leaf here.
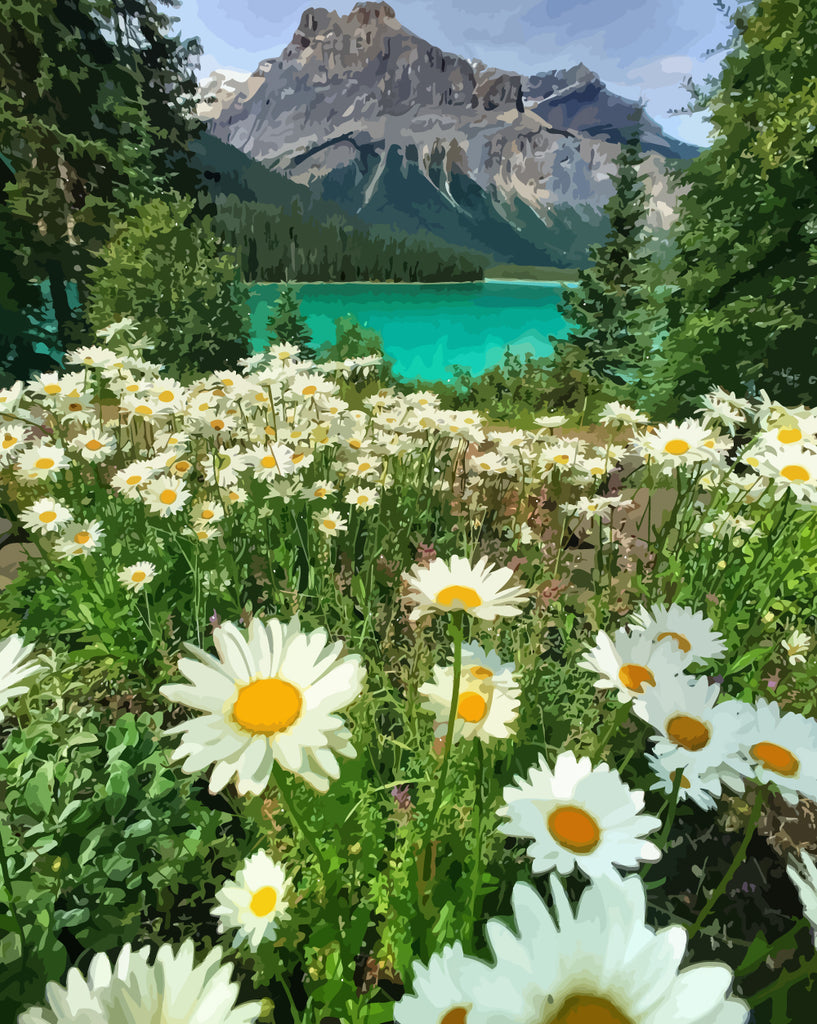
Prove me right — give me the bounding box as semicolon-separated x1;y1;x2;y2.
23;764;54;818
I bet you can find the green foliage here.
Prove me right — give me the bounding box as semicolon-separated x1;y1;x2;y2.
549;115;669;397
266;282;316;360
85;195;252;377
327;315;384;361
663;0;817;409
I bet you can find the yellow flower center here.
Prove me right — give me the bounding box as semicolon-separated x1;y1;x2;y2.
553;454;570;465
750;741;799;776
550;994;633;1024
134;404;152;415
126;474;142;486
74;531;91;544
233;677;302;734
656;631;692;653
2;435;17;449
457;692;488;723
547;806;601;854
349;439;362;449
35;457;55;469
69;403;82;412
174;460;191;473
782;464;809;482
617;663;655;693
665;439;690;455
261;455;277;468
131;570;146;583
439;1009;469;1024
159;489;177;505
126;383;140;392
323;518;337;530
302;385;318;396
86;439;103;451
356;495;369;505
249;885;278;917
670;771;692;790
358;462;371;471
777;427;802;444
314;487;327;498
43;383;61;395
210;419;225;431
435;585;482;609
469;666;493;680
666;714;711;751
39;510;57;523
201;509;215;520
158;390;175;403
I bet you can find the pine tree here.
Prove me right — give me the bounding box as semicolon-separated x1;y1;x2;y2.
266;281;316;359
549;112;665;392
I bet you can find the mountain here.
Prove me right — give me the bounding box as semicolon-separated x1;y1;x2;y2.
197;2;695;267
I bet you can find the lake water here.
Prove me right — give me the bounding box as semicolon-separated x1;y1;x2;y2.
248;279;574;383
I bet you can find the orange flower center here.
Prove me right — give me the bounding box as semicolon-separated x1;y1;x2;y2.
210;419;225;431
617;663;655;693
665;439;690;455
39;510;57;523
233;677;302;734
126;475;141;485
457;692;488;723
547;806;601;855
750;742;799;776
201;509;214;520
670;771;691;790
666;714;711;751
35;457;55;469
158;390;175;403
656;631;692;653
323;518;336;530
249;885;278;917
302;385;317;396
777;427;802;444
74;531;91;544
159;489;177;505
551;994;633;1024
439;1009;469;1024
261;455;277;468
2;435;17;449
469;666;493;680
134;404;152;415
435;585;482;609
782;464;809;482
43;383;61;395
356;495;369;505
131;571;146;583
174;461;191;473
349;439;362;449
314;487;327;498
86;439;103;451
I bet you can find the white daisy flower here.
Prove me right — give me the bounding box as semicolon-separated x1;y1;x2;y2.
346;455;382;480
191;501;225;527
19;498;73;534
301;479;337;501
783;629;811;665
211;850;294;952
117;561;157;592
314;507;348;536
629;603;727;667
758;446;817;501
579;628;690;703
111;460;155;497
402;555;529;622
247;443;296;482
202;446;252;488
645;751;745;812
54;520;105;559
418;657;521;745
635;682;752;792
740;699;817;806
15;443;70;482
65;344;120;369
632;418;713;472
344;486;380;510
599;401;649;427
142;475;191;517
0;425;32;465
68;427;117;463
497;750;662;880
394;941;502;1024
160;617;365;795
18;940;261;1024
534;413;570;429
469;876;748;1024
787;851;817;945
0;634;40;724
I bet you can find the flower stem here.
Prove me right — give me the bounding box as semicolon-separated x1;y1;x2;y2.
420;610;464;882
688;787;765;941
590;700;630;762
270;761;329;883
0;823;27;967
747;950;817;1009
465;740;486;949
641;766;683;879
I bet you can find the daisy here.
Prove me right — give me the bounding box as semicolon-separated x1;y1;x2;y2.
160;616;365;794
346;455;382;479
645;751;745;812
15;443;70;482
0;426;31;465
629;603;727;667
269;342;301;362
54;520;105;559
633;418;713;472
394;942;503;1024
787;851;817;943
740;699;817;806
68;427;117;463
534;413;570;429
600;401;649;428
301;479;337;501
143;475;191;517
315;507;348;536
118;561;157;592
402;555;529;622
783;629;811;665
579;628;690;703
292;373;335;400
344;486;379;510
19;498;73;535
758;446;817;501
211;850;294;952
111;460;155;497
0;634;40;723
460;642;519;692
418;659;520;745
634;679;752;780
497;750;661;880
190;524;223;544
224;486;249;507
18;940;261;1024
202;446;252;488
247;443;295;483
65;343;119;369
191;501;225;527
461;876;749;1024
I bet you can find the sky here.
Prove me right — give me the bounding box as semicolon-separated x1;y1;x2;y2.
172;0;738;147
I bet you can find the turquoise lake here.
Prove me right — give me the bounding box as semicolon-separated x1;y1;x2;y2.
248;279;575;383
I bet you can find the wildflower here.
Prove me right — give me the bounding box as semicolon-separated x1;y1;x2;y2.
161;617;365;794
419;652;520;746
402;555;529;622
344;486;379;510
497;750;661;880
739;699;817;806
645;752;743;812
315;507;348;536
0;634;40;723
18;941;261;1024
787;851;817;945
69;427;117;463
394;942;498;1024
111;461;155;496
632;418;713;472
600;401;649;427
783;629;811;665
118;562;157;592
19;498;72;535
143;475;191;517
54;520;105;558
301;479;337;501
16;443;70;482
211;850;294;952
579;628;690;703
629;603;727;667
247;443;295;482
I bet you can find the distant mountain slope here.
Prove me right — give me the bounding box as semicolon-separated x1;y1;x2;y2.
197;3;695;266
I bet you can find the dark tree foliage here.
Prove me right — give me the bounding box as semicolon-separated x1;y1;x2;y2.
266;281;316;360
662;0;817;409
548;113;666;393
212;197;488;283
